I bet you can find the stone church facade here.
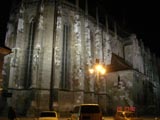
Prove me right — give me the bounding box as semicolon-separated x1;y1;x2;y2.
1;0;160;116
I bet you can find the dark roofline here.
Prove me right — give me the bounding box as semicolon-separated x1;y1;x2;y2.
107;53;132;72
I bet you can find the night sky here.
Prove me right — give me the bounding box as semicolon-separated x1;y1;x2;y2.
0;0;12;46
98;0;160;57
1;0;160;57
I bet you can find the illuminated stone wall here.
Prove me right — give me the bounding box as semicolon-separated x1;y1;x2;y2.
1;0;160;116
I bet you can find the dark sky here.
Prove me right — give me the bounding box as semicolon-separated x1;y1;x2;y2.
1;0;160;57
98;0;160;56
0;0;12;47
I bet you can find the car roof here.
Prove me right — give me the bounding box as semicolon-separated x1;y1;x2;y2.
73;104;99;107
80;104;99;106
40;111;58;115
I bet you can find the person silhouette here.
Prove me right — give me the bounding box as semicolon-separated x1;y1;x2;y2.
8;106;16;120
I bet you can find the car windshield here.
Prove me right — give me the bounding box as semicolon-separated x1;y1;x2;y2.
125;112;136;118
81;105;100;113
40;112;56;117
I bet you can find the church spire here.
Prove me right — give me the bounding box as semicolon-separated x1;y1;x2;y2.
85;0;88;16
96;7;99;28
76;0;79;11
114;21;117;39
105;15;109;33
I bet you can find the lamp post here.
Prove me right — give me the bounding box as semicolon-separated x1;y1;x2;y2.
89;59;106;104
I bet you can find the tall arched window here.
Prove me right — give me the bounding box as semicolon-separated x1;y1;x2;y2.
24;17;36;88
61;23;71;89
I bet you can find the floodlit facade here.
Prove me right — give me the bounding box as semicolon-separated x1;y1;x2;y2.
1;0;160;116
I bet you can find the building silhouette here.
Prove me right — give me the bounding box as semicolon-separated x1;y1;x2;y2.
0;0;160;116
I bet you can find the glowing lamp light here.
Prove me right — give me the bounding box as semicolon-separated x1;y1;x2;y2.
95;64;102;71
95;64;106;75
100;68;106;75
89;60;107;76
89;68;94;74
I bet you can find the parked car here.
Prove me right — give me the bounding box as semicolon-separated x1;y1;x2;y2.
114;111;143;120
70;104;103;120
39;111;59;120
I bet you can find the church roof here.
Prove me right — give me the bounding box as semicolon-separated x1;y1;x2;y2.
107;53;132;72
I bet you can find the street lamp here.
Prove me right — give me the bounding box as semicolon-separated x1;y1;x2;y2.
89;59;107;104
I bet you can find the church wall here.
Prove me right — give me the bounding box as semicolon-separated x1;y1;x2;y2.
106;70;134;113
124;44;133;65
40;3;55;89
110;36;124;58
1;0;160;116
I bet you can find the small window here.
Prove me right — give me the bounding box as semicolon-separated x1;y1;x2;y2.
40;112;56;117
81;105;100;113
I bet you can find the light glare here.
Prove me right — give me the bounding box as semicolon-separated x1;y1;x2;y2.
89;68;94;74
